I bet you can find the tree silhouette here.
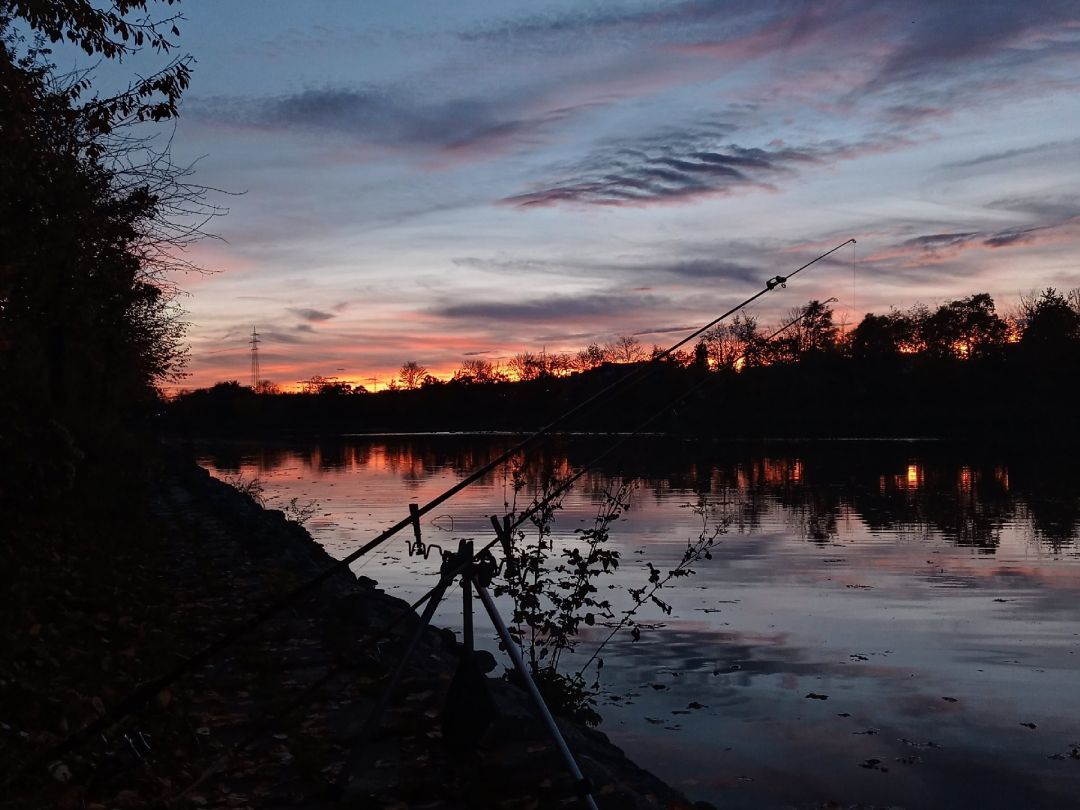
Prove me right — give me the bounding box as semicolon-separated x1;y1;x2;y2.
924;293;1007;359
574;343;606;371
0;0;216;478
606;334;646;364
398;360;427;390
452;358;506;384
9;0;192;130
509;351;543;381
1019;288;1080;352
704;313;761;370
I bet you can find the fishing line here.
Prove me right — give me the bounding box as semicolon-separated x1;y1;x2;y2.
13;238;853;784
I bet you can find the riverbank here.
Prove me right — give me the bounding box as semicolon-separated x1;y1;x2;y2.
1;451;707;809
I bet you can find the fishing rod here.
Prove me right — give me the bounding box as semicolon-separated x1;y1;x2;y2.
12;238;854;783
168;255;857;803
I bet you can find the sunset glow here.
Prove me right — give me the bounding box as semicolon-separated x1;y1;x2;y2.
144;2;1080;393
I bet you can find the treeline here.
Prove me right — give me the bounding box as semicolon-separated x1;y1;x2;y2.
166;288;1080;440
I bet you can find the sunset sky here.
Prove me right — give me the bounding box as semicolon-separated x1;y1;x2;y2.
146;1;1080;391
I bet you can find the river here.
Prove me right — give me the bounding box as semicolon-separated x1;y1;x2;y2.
195;435;1080;809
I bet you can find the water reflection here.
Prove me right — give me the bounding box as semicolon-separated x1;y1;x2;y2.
198;437;1080;550
195;437;1080;809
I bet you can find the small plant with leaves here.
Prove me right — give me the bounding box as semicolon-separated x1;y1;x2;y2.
278;496;318;526
223;473;265;504
493;462;634;725
221;474;317;526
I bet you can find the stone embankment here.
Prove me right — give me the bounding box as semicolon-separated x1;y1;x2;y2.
8;457;711;809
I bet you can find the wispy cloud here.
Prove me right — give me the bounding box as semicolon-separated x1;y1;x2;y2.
656;259;761;283
194;86;595;163
867;0;1080;90
503;129;907;208
943;138;1080;171
982;227;1045;248
986;193;1080;221
288;307;335;322
870;222;1065;266
902;232;981;252
434;292;670;323
258;329;308;345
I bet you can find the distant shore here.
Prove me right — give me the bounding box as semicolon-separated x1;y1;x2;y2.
163;347;1080;443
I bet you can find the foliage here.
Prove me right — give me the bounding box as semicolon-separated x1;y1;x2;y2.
508;350;571;381
5;0;192;132
278;496;318;526
772;299;839;362
605;334;647;364
851;310;912;359
452;358;507;384
493;466;632;725
489;466;730;725
703;312;762;369
1;1;216;465
1018;287;1080;352
923;293;1007;359
223;472;265;504
398;360;427;389
222;472;317;526
574;343;607;371
301;375;353;395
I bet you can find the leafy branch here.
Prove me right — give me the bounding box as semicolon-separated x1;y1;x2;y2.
492;462;633;724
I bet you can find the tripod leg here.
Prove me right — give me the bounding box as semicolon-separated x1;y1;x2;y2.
473;583;600;810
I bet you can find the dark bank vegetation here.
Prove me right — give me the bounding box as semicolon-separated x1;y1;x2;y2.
169;288;1080;440
1;0;213;512
0;1;220;802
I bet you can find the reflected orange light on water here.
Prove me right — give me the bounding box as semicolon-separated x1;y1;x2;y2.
906;463;921;488
959;466;975;495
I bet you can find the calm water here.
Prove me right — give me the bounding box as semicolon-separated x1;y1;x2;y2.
196;437;1080;809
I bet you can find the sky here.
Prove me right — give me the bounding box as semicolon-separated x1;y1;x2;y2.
131;0;1080;391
